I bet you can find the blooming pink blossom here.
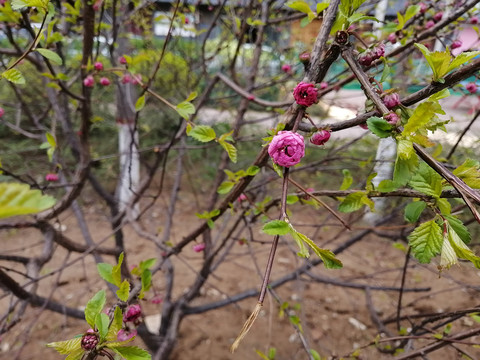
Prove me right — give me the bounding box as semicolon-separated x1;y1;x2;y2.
83;75;95;88
319;81;328;90
119;56;127;65
451;40;462;49
281;64;292;73
123;304;142;323
94;61;103;71
45;173;59;182
193;243;206;252
100;77;111;86
470;16;479;24
419;2;427;13
117;328;137;342
358;44;385;67
388;33;397;44
425;20;435;29
433;12;443;22
122;74;132;84
310;130;331;146
383;93;401;109
293;82;318;107
0;107;4;117
268;131;305;167
384;112;400;125
237;193;247;202
466;82;478;94
81;329;98;350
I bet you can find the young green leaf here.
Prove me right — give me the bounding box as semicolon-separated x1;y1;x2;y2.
95;312;109;340
408;219;443;263
246;166;260;176
2;68;26;84
441;223;480;269
377;179;398;192
85;290;106;328
219;139;237;163
408;163;443;198
135;95;146;112
109;345;151;360
366;116;393;138
262;220;290;236
141;269;152;295
0;183;56;219
289;227;310;258
188;125;216;142
176;101;195;120
46;337;82;355
36;48;63;65
139;258;156;271
338;192;367;213
443;215;471;244
97;263;114;285
292;230;343;268
217;181;234;194
452;159;480;188
63;347;84;360
393;153;418;186
111;252;124;287
404;201;426;223
116;279;130;302
106;306;123;341
339;169;353;190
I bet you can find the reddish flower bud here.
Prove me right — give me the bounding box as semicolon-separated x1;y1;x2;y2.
0;107;4;117
466;82;478;94
299;52;310;63
237;193;247;202
384;93;401;109
293;82;318;107
122;74;132;84
451;40;462;49
433;12;443;22
151;295;163;304
359;123;368;130
94;61;103;71
132;74;142;85
100;77;110;86
247;95;255;101
358;52;373;67
470;16;479;24
281;64;292;73
388;33;397;44
193;243;206;252
310;130;331;146
319;81;328;90
45;173;59;182
83;75;95;88
384;112;400;125
119;56;127;65
123;304;142;323
81;330;98;351
425;20;435;29
419;2;427;13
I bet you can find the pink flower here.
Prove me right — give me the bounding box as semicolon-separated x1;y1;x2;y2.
119;56;127;65
451;40;462;49
425;20;435;29
185;17;190;24
281;64;292;73
100;77;110;86
419;2;427;13
358;52;373;66
268;131;305;167
117;328;137;342
81;330;98;350
470;16;479;24
247;95;255;100
374;43;385;58
384;112;400;125
0;107;4;117
45;173;59;182
388;33;397;44
433;12;443;22
319;81;328;90
293;82;318;107
466;82;478;94
310;130;331;146
123;304;142;323
122;74;132;84
151;295;163;304
83;75;95;88
237;193;247;202
384;93;401;109
193;243;206;252
94;61;103;71
299;52;310;63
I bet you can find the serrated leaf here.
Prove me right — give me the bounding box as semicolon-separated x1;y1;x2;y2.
397;139;414;160
106;306;123;341
291;228;342;268
377;179;399;192
442;223;480;269
135;95;146;112
96;312;109;340
97;263;114;284
452;159;480;188
404;201;426;223
447;51;480;75
340;169;353;190
408;220;443;263
116;279;130;302
246;166;260;176
444;215;471;244
367;116;393;138
46;338;82;355
409;163;442;197
65;348;85;360
111;252;124;287
188;125;216;142
0;183;56;219
2;68;26;84
176;101;195;120
289;227;310;258
85;290;106;328
263;220;290;236
402;102;440;136
338;192;367;213
436;198;451;215
217;181;234;194
393;153;418;186
219;140;237;163
36;48;62;65
429;88;450;101
108;345;151;360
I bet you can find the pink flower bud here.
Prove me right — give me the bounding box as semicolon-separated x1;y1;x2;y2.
374;43;385;58
310;130;331;146
359;123;368;130
281;64;292;73
92;0;102;11
293;82;318;107
425;20;435;29
388;33;397;44
237;193;247;202
319;81;328;90
122;74;132;84
419;2;427;13
81;330;98;350
0;107;4;117
83;75;95;88
185;17;190;24
100;77;110;86
45;173;59;182
123;304;142;323
383;93;401;109
208;5;213;11
117;328;137;342
470;16;479;24
94;61;103;71
384;112;400;125
466;82;478;94
151;295;163;304
299;52;310;63
358;52;373;66
451;40;462;49
119;56;127;65
132;74;142;85
193;243;206;252
303;187;314;200
268;131;305;167
247;95;255;100
433;12;443;22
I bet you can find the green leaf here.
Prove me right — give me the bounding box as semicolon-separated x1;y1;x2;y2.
286;0;312;14
141;269;152;295
97;263;114;285
2;68;26;84
397;5;419;29
135;95;146;112
0;183;56;219
316;2;329;14
429;88;450;101
46;338;82;355
310;349;321;360
367;116;393;138
289;227;310;258
446;50;480;75
397;139;414;160
286;195;299;204
444;215;471;244
109;345;151;360
176;101;195;120
96;312;109;340
65;348;85;360
409;162;442;197
377;179;399;192
219;139;237;163
408;219;443;263
402;101;441;136
116;279;130;302
442;223;480;269
85;290;106;328
112;253;124;287
106;306;123;341
36;48;62;65
185;91;197;102
436;198;451;215
11;0;47;9
256;350;270;360
217;181;234;194
452;158;480;188
380;59;391;83
46;132;56;148
340;169;353;190
348;13;378;24
262;220;290;236
404;201;426;223
246;166;260;176
188;125;216;143
393;153;418;186
268;347;276;360
338;192;367;213
139;258;156;271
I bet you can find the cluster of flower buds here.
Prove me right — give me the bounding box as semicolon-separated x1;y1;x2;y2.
358;43;385;67
81;329;99;351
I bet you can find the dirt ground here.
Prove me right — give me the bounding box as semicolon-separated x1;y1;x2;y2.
1;188;480;360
